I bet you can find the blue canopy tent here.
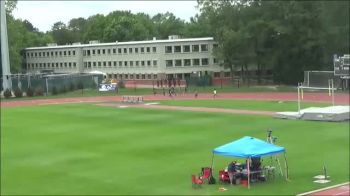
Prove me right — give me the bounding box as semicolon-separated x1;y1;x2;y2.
211;136;289;188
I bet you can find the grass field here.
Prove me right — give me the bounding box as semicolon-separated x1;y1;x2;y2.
1;102;348;195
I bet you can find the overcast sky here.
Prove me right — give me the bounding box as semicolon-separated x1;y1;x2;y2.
12;1;199;32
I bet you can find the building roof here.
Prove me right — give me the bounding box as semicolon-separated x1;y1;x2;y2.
25;37;215;51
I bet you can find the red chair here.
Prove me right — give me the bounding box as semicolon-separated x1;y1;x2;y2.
219;170;230;183
201;167;212;182
191;174;203;188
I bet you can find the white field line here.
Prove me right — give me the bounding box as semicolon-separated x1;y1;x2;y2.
297;182;349;196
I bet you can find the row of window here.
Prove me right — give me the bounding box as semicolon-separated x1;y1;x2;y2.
165;58;212;67
83;60;158;68
27;62;77;69
107;74;158;80
83;46;157;56
165;44;209;53
26;50;76;58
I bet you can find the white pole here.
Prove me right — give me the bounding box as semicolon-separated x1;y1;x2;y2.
45;78;49;96
297;83;301;114
332;79;335;106
1;0;12;90
328;79;331;96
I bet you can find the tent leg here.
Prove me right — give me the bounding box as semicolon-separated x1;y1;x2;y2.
247;158;250;189
284;153;290;181
210;153;214;171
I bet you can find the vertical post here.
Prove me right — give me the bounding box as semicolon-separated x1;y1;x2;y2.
297;83;301;114
1;0;12;90
328;79;331;96
307;71;310;87
45;78;49;96
210;153;215;172
332;79;335;106
247;158;250;189
283;153;289;181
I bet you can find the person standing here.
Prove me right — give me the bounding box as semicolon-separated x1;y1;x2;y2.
213;88;217;98
228;161;236;185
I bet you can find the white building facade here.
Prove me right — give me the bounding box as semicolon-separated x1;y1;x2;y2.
24;36;231;84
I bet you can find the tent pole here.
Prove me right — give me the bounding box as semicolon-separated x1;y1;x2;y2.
210;153;215;172
247;158;250;189
284;152;289;181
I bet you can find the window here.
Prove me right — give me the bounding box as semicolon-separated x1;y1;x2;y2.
201;58;209;66
146;47;150;53
174;46;181;53
108;61;112;67
153;74;157;79
114;61;117;67
56;63;58;68
51;52;54;56
68;51;71;56
125;74;129;79
92;50;95;55
130;75;134;79
201;44;208;52
93;62;96;67
166;60;173;67
141;61;145;66
87;50;90;56
193;59;200;66
135;61;139;66
183;45;190;52
124;48;127;54
213;58;219;64
192;45;199;52
184;59;191;66
98;62;101;67
103;62;107;67
165;46;172;53
152;47;156;53
107;49;111;54
42;52;45;57
119;61;123;67
142;74;146;79
87;62;91;68
213;43;219;49
46;52;49;56
147;74;152;79
147;60;151;66
72;51;76;55
97;49;100;55
55;51;58;56
224;72;230;77
135;48;139;53
102;49;105;54
64;51;67;56
214;72;220;78
136;75;140;79
129;48;133;54
130;61;134;66
124;61;128;66
175;59;182;66
59;51;62;56
141;47;145;53
113;48;116;54
118;48;122;54
153;60;157;66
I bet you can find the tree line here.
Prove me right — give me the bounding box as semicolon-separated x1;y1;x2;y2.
2;0;349;85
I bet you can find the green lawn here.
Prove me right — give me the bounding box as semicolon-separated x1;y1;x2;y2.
1;103;349;195
157;100;330;112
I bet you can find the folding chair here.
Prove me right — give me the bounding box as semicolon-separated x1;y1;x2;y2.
201;167;212;183
219;170;230;183
191;174;203;188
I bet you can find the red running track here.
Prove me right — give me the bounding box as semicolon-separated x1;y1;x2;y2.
299;183;350;196
1;92;349;108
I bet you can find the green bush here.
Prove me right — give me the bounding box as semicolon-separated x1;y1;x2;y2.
118;80;125;89
60;85;67;93
26;87;34;97
3;89;12;98
35;87;44;96
52;86;58;95
69;82;75;91
77;81;84;90
14;88;23;98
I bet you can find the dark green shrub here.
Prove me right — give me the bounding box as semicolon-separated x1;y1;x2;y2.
14;88;23;98
77;81;84;90
118;80;125;89
35;87;44;96
3;89;12;98
60;85;67;93
69;82;75;91
26;87;34;97
52;86;58;95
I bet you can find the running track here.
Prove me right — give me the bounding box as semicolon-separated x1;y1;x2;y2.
1;92;349;108
298;182;349;196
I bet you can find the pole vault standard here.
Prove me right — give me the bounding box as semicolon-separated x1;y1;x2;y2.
1;0;12;90
297;79;335;114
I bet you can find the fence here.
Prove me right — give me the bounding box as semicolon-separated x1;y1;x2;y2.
1;73;103;95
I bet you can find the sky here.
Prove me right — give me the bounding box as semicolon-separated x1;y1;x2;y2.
12;1;199;32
